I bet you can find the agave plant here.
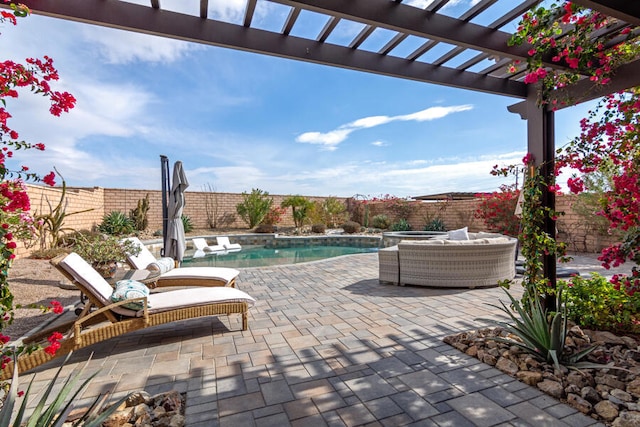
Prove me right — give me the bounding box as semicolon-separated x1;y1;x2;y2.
478;288;608;372
0;353;129;426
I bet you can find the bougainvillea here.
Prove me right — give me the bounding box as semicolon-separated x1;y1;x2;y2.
509;2;640;107
0;2;76;371
511;1;640;302
474;187;521;237
555;88;639;297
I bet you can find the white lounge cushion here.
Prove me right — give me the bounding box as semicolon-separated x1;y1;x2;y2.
159;267;239;282
60;252;114;305
140;287;255;316
125;237;158;270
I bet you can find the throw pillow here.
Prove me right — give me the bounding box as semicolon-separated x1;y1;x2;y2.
448;226;469;240
146;257;175;274
110;279;150;310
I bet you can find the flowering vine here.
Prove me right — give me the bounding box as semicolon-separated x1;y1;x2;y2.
0;2;76;373
510;1;640;303
509;2;640;107
556;88;640;296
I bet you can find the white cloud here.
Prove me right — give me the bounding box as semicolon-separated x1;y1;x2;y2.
208;0;248;23
81;26;197;64
347;116;393;129
371;141;387;147
397;105;473;121
295;129;353;148
296;105;473;150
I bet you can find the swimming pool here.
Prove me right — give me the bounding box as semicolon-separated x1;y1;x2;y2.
181;245;379;268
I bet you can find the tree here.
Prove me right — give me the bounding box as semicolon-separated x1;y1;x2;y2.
236;188;273;229
281;195;313;228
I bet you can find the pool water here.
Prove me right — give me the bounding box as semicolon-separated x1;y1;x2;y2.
181;245;379;268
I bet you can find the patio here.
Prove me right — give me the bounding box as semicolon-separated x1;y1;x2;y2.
16;252;611;426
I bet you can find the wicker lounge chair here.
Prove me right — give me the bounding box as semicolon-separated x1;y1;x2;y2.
0;253;255;380
124;237;239;287
192;237;225;253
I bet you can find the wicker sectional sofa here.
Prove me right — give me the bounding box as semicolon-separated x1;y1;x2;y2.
378;232;517;288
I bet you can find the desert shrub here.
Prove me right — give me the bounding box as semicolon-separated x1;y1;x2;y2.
182;214;194;233
565;273;640;334
311;223;326;234
424;218;446;231
371;214;390;230
390;219;412;231
236;188;273;229
98;211;134;236
341;220;361;234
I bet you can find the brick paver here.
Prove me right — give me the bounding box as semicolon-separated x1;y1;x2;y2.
19;253;606;426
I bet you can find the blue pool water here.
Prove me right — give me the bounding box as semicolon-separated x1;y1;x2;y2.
181;245;379;268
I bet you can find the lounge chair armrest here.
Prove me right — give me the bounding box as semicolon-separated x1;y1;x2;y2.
74;297;149;345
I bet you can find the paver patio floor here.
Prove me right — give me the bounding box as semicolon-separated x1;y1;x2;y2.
19;253;609;426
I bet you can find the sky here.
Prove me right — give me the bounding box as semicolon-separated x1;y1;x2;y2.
2;0;595;199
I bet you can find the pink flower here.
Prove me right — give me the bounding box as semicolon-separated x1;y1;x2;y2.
548;184;561;193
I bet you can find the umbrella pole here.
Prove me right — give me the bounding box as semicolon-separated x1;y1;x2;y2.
160;155;170;257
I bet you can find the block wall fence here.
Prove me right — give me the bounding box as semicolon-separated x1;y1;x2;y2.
16;184;615;258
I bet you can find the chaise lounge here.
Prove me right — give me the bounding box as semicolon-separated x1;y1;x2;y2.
125;237;240;288
0;252;256;380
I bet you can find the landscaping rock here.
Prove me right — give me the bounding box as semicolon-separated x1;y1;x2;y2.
63;390;185;427
496;357;519;375
612;411;640;427
538;379;564;399
444;326;640;426
567;393;592;414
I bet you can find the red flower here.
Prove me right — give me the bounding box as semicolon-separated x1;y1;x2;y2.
567;177;584;194
44;341;61;356
4;232;12;241
33;143;45;150
47;331;63;342
0;334;10;344
42;171;56;186
6;241;16;249
50;301;64;314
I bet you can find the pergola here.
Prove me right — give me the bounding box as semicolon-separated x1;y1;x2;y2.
11;0;640;284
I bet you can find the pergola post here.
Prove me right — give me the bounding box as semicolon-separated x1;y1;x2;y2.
508;89;557;309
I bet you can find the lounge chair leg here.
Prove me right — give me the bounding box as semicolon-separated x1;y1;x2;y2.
242;312;248;330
